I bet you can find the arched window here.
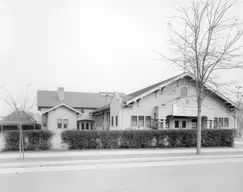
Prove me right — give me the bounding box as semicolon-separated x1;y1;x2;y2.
180;87;188;97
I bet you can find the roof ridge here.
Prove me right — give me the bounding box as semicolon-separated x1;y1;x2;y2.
37;90;105;95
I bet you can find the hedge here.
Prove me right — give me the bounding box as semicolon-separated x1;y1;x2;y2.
61;129;235;150
4;130;53;151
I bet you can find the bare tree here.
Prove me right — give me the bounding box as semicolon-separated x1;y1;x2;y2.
236;86;243;137
159;0;243;154
0;84;34;159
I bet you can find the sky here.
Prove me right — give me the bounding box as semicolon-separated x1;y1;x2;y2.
0;0;243;116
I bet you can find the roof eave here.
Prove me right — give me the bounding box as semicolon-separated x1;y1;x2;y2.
42;103;81;115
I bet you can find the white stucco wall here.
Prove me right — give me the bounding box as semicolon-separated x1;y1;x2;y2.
110;92;123;130
47;106;78;131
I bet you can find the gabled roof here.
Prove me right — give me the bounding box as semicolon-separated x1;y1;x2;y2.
123;74;183;103
123;73;186;104
37;90;112;109
123;73;237;108
42;103;81;115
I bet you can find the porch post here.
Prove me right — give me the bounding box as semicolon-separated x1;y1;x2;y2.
211;120;214;129
158;120;162;130
206;120;210;129
162;119;166;129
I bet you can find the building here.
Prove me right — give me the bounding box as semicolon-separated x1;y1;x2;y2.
37;88;115;131
37;73;238;131
0;111;40;132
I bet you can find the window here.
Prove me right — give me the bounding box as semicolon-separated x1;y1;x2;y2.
82;123;85;130
57;119;62;128
111;116;114;126
219;118;223;128
165;119;169;128
116;116;118;126
86;123;89;130
91;123;93;130
63;119;68;129
175;121;179;128
214;118;218;129
182;121;186;128
224;118;229;127
131;116;137;126
180;87;188;97
146;116;151;127
191;119;197;129
138;116;144;126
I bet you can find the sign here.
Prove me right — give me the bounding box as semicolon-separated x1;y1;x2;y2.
173;104;197;117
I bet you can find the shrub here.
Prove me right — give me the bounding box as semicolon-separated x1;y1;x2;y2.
0;133;5;151
4;130;53;151
61;129;235;150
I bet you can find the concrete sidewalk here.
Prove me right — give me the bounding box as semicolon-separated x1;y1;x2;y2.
1;154;243;169
1;147;243;160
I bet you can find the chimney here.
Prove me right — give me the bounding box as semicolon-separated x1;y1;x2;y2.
57;87;64;102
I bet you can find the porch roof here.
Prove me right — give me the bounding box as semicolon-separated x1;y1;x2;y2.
90;104;110;115
0;120;38;125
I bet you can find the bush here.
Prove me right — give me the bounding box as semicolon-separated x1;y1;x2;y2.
4;130;53;151
61;129;235;150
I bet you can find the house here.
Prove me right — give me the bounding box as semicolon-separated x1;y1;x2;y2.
0;111;41;132
37;73;238;131
91;73;238;130
37;88;115;131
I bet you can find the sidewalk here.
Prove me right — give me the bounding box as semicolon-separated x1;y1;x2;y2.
0;147;243;174
1;147;243;160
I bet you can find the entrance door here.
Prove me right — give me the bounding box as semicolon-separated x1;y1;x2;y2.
174;120;187;129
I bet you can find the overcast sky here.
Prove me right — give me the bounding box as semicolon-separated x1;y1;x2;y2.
0;0;243;116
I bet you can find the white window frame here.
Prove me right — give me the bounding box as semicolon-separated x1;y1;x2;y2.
138;116;144;126
224;118;229;128
57;119;62;128
131;116;137;127
180;87;188;97
63;119;68;129
145;116;151;127
116;116;118;126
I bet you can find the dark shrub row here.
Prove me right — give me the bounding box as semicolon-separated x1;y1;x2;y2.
4;130;53;151
61;129;235;150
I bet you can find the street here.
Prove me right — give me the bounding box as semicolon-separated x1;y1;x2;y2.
0;155;243;192
0;141;243;192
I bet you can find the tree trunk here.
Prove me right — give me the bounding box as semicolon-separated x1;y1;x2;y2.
18;123;22;159
21;123;24;159
19;122;25;159
196;93;202;155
